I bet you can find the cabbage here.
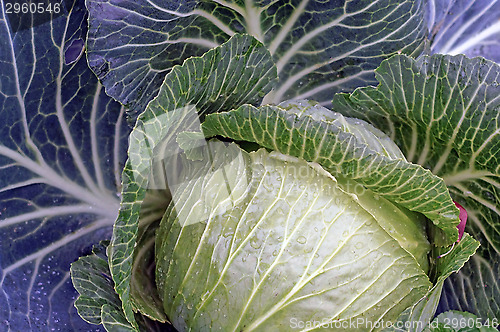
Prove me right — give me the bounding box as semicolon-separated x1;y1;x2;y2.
155;138;432;330
2;0;498;329
68;35;490;331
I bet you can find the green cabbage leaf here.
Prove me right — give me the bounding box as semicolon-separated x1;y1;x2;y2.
332;53;500;321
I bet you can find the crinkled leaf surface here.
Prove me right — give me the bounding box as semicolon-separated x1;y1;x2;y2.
202;104;461;245
332;54;500;320
70;241;132;329
156;142;431;331
85;0;427;118
0;0;129;330
111;34;277;326
71;241;172;332
427;0;500;63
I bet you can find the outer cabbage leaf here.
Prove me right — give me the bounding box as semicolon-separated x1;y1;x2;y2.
202;104;461;245
156;141;432;331
427;0;500;63
332;54;500;320
71;241;174;331
0;0;129;330
128;199;168;323
70;241;132;329
85;0;427;118
110;34;278;327
279;99;408;160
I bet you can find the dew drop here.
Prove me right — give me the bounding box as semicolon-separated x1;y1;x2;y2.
250;236;261;249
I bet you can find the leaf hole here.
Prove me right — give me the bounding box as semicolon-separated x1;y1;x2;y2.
64;38;85;65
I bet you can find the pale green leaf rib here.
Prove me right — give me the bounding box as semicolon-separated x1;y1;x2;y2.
429;0;500;64
114;106;127;189
55;22;101;196
0;205;99;228
270;0;424;102
4;14;44;165
268;0;308;55
243;219;371;331
448;20;500;56
91;83;106;191
167;144;271;319
230;182;320;331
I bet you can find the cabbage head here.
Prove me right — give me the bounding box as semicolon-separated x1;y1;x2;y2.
155;141;432;331
70;36;481;332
